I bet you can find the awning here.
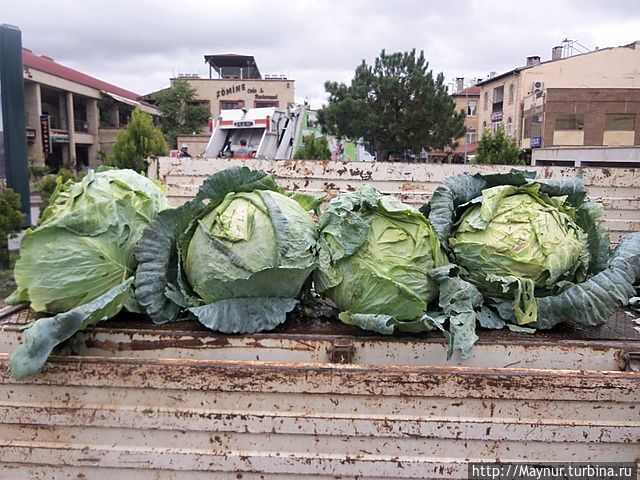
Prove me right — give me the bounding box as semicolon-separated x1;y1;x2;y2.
100;91;159;115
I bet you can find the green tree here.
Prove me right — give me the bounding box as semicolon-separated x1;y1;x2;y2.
293;135;332;160
0;188;26;268
318;49;465;162
107;109;168;172
474;126;524;165
154;79;210;148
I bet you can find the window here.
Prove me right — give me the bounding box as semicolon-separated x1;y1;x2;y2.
483;92;488;110
508;84;515;104
524;114;543;138
467;100;477;116
220;100;245;110
465;131;477;143
605;113;635;131
492;121;501;133
255;100;279;108
483;120;487;129
507;117;513;135
492;86;504;113
555;114;584;130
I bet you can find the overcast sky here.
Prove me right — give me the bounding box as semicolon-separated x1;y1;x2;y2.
4;0;640;108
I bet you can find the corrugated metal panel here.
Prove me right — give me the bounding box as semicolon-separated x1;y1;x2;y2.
1;309;639;478
147;158;640;243
1;354;638;478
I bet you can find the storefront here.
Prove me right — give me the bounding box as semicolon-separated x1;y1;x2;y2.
180;55;295;124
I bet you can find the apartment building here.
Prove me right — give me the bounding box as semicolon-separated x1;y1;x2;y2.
476;40;640;149
23;48;159;171
451;84;480;160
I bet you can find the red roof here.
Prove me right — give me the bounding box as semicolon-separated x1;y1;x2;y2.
22;48;148;104
453;141;478;154
452;85;481;96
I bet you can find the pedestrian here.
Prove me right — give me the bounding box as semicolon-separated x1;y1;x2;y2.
179;144;192;158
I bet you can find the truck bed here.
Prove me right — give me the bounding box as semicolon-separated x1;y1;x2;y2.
1;307;639;479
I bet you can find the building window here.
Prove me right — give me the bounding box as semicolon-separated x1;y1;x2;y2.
467;100;477;116
507;117;513;135
508;84;515;104
220;100;245;110
492;86;504;113
466;131;477;143
555;114;584;130
483;120;487;129
255;100;279;108
524;113;543;139
492;121;501;133
483;92;488;110
605;113;635;131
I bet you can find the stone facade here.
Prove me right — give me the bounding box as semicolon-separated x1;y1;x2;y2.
183;77;295;127
476;41;640;148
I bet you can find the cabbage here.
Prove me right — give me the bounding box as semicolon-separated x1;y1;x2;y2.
424;170;639;329
450;183;590;324
7;169;169;378
314;186;483;358
135;166;321;333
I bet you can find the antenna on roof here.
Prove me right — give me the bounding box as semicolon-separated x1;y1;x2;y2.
561;38;591;58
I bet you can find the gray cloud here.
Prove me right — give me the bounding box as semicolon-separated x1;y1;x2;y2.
5;0;639;108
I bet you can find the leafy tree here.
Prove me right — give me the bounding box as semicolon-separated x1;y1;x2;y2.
107;109;167;172
474;126;524;165
318;49;465;162
293;135;332;160
0;188;25;268
154;79;210;148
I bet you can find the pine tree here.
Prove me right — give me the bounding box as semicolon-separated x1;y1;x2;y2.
318;49;466;162
474;126;523;165
107;109;168;172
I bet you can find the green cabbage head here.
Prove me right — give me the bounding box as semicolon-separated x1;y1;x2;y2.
314;186;448;334
7;168;169;378
449;183;589;324
184;190;317;308
135;167;321;334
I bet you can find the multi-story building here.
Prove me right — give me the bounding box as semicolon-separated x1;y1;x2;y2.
23;48;159;171
152;54;295;155
451;83;480;160
476;40;640;149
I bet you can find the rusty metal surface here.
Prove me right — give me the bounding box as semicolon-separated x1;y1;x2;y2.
0;353;639;478
1;308;639;477
148;157;640;243
1;308;639;372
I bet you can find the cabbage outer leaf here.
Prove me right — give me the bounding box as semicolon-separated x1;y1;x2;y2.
9;277;134;379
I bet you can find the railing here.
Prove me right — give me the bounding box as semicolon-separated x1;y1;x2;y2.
74;119;89;133
48;115;63;130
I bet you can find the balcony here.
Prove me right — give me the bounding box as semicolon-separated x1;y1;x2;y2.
48;115;64;130
74;119;89;133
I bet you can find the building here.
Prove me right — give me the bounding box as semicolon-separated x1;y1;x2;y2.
522;87;640;149
475;40;640;149
23;48;159;171
153;54;295;156
451;83;480;161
